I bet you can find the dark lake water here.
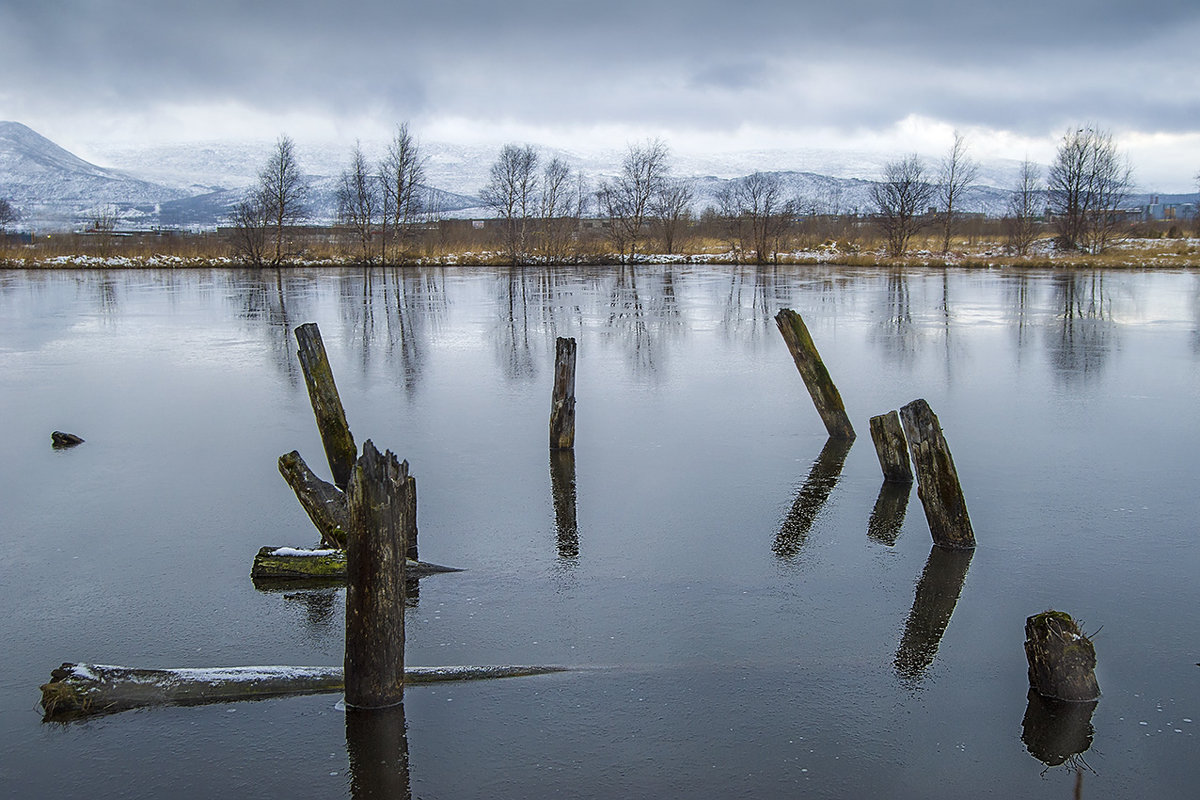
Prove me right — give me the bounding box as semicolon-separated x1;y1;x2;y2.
1;265;1197;798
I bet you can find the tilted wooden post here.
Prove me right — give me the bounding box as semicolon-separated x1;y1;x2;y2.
278;450;349;548
774;309;855;440
899;398;975;549
1024;610;1101;703
549;336;577;450
869;411;913;483
344;440;408;708
295;322;357;490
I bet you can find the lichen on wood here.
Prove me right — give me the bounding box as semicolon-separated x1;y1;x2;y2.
774;309;855;440
295;322;357;490
250;546;460;583
899;398;975;549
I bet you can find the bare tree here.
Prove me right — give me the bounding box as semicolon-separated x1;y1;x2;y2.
537;156;576;263
870;155;935;257
1194;169;1200;236
229;193;269;266
1005;159;1042;256
336;142;379;264
597;138;670;263
89;204;119;256
380;123;425;264
650;178;695;255
0;198;18;233
716;172;792;264
259;134;309;266
1047;126;1132;253
481;143;540;265
937;130;979;254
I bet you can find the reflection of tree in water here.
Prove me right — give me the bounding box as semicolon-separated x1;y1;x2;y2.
774;437;852;560
494;268;538;382
1046;272;1116;383
226;268;312;388
604;265;684;380
346;703;411;800
894;545;973;684
1002;271;1034;354
868;270;921;364
722;265;781;344
331;266;447;396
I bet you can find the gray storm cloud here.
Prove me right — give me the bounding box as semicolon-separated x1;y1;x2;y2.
2;0;1198;138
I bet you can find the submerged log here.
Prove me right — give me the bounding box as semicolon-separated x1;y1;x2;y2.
51;431;85;448
39;662;570;721
549;336;577;450
295;322;357;490
899;398;975;549
774;309;855;440
1024;610;1101;703
279;450;349;548
250;547;460;582
869;411;913;483
344;441;408;708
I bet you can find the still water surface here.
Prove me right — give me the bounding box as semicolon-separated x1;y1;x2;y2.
1;265;1197;798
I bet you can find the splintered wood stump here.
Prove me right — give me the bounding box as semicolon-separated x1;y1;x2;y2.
39;662;569;721
774;309;855;440
279;450;349;548
345;441;409;708
869;411;913;483
899;399;975;549
1025;610;1101;703
550;336;577;450
295;322;357;490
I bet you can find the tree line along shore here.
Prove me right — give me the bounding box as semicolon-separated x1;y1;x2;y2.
3;125;1198;269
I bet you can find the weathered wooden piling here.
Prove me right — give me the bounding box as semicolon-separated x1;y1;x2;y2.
1024;610;1101;703
279;450;349;548
869;411;913;483
899;399;975;549
344;441;409;708
295;322;357;490
550;336;577;450
774;309;855;440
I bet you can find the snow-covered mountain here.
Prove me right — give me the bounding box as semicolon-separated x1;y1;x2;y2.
0;121;193;227
3;120;1047;230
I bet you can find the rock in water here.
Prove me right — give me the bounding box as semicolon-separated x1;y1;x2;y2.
51;431;84;448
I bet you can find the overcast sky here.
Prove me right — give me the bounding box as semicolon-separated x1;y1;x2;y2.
2;0;1198;190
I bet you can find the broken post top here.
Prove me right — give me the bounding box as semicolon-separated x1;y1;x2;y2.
774;309;855;440
869;411;914;483
1025;610;1101;703
295;322;357;490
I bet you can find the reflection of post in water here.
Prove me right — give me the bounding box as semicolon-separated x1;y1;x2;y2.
867;482;911;546
1022;688;1097;773
894;545;974;682
346;703;411;800
774;437;853;559
549;450;579;560
283;588;339;640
